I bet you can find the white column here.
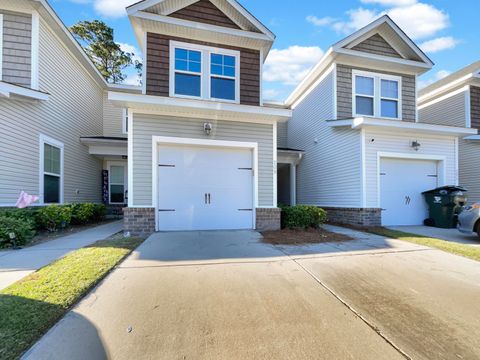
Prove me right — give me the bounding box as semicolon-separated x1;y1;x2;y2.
290;164;296;206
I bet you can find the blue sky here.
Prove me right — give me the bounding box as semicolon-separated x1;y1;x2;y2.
50;0;480;101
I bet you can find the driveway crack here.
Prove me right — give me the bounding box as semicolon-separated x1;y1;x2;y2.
280;248;413;360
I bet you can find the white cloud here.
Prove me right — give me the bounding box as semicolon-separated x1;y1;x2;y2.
419;36;459;53
310;2;450;41
123;72;142;86
418;70;451;89
118;42;142;63
263;89;281;100
331;8;380;34
306;15;336;27
388;3;450;40
263;46;324;86
360;0;417;6
93;0;135;18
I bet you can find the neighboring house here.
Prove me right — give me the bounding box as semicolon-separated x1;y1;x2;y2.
281;16;477;227
99;0;291;234
418;62;480;203
0;0;107;206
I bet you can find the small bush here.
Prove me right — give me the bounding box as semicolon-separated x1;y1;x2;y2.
92;204;107;222
0;215;36;248
37;205;72;232
0;208;41;229
280;205;327;230
70;203;96;225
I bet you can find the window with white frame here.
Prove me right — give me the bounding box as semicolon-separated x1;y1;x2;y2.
170;41;240;103
353;70;401;119
40;135;64;204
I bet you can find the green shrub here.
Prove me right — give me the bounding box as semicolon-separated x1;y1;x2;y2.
70;203;96;225
37;205;72;232
0;208;41;229
0;215;36;248
280;205;327;229
92;204;107;222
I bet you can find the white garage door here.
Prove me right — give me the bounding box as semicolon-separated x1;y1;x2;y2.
157;144;254;231
380;158;439;226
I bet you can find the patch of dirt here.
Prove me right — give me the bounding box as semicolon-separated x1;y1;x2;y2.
261;228;353;246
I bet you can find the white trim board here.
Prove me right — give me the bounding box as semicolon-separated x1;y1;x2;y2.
151;136;259;231
39;134;64;205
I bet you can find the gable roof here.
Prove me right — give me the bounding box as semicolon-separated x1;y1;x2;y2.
333;15;433;66
127;0;274;40
419;61;480;102
286;15;433;107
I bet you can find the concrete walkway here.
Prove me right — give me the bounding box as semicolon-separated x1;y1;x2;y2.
389;225;480;247
0;221;123;290
24;226;480;360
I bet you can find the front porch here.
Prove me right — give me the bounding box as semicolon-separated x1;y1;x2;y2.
277;148;303;206
80;136;128;217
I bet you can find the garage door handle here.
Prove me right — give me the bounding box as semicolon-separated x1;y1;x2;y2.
208;193;211;204
205;193;208;204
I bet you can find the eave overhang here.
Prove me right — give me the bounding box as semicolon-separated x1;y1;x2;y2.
80;137;128;157
327;117;479;137
0;81;49;101
464;135;480;141
108;91;292;123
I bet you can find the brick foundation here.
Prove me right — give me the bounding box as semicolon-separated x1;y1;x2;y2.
123;208;156;236
324;207;382;227
256;208;281;231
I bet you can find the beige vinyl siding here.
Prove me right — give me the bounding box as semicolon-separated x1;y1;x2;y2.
131;114;274;207
0;10;32;86
0;18;103;205
288;69;362;207
459;139;480;203
337;65;416;122
364;129;458;208
103;92;125;137
418;89;467;127
277;121;288;148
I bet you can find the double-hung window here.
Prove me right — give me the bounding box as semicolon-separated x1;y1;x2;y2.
170;41;240;103
353;70;401;119
40;135;64;204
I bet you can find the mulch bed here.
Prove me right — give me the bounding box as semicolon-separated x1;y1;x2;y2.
261;227;353;246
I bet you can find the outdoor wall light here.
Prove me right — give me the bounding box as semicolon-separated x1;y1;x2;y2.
204;123;213;136
411;140;421;151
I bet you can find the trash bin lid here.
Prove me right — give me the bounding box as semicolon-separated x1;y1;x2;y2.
422;185;467;195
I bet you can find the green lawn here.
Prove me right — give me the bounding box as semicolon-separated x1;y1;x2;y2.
0;236;144;360
365;227;480;262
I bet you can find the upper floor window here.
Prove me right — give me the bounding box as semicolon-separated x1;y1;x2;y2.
353;70;401;120
170;41;240;103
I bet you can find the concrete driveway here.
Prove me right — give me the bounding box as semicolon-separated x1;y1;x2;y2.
390;225;480;247
24;227;480;360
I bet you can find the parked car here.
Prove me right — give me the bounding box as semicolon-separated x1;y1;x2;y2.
458;204;480;238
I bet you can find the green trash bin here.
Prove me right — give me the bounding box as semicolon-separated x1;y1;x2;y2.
422;186;468;229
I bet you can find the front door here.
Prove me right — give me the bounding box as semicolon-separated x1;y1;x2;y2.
108;162;128;205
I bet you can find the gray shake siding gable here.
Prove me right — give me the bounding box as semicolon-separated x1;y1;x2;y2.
131;114;274;207
351;34;402;59
0;10;32;87
336;64;416;122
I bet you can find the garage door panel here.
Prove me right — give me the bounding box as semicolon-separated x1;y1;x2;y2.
157;144;254;231
380;158;438;226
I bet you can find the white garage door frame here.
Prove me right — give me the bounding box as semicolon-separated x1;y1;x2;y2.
151;136;259;232
376;152;447;209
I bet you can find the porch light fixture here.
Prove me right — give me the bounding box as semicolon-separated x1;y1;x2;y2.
204;123;213;136
411;140;421;151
